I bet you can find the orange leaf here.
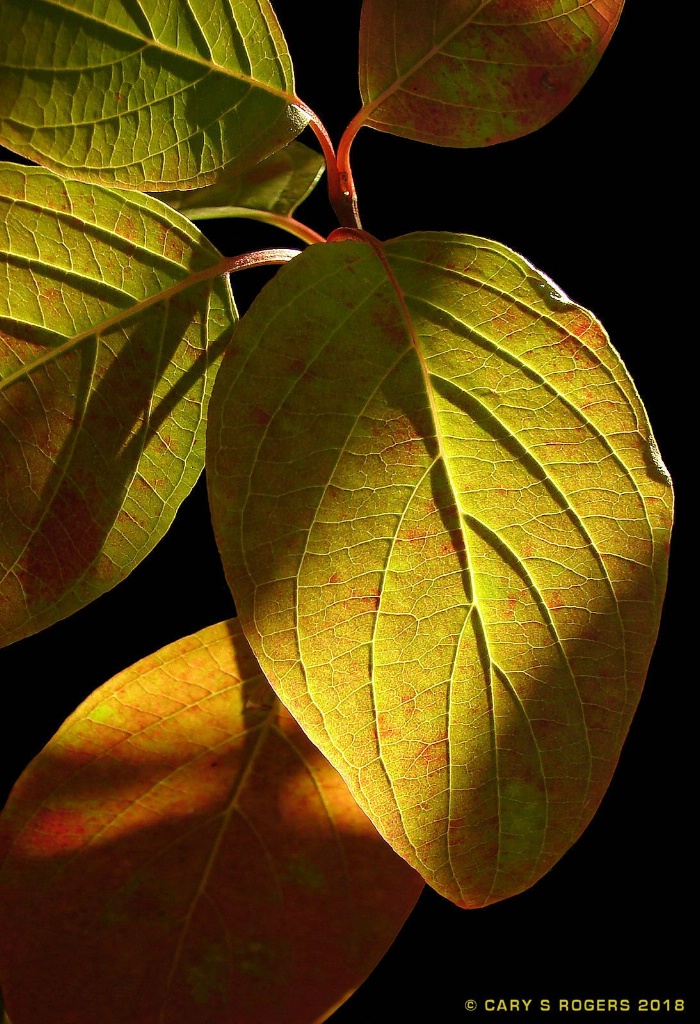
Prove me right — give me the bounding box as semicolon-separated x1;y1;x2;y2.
0;620;422;1024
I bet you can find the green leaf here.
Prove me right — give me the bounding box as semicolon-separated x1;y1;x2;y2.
356;0;625;147
207;231;673;908
156;141;325;222
0;0;307;190
0;619;422;1024
0;163;236;648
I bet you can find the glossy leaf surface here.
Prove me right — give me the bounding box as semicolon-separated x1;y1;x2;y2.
208;232;673;907
157;141;324;222
357;0;624;147
0;164;235;647
0;620;423;1024
0;0;307;189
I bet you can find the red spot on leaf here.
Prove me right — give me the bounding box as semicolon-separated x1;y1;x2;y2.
253;408;271;426
19;478;108;607
118;216;137;242
27;808;85;854
404;527;424;542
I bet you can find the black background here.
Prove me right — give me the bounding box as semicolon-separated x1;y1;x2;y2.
0;3;690;1021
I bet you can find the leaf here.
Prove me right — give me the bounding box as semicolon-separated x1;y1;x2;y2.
156;141;325;222
356;0;625;147
0;0;307;190
207;231;673;908
0;619;423;1024
0;163;236;647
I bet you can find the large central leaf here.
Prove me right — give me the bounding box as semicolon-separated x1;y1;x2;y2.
208;232;673;907
0;0;306;189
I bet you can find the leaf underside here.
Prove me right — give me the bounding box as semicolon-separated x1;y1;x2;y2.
208;231;673;908
0;163;236;647
0;0;306;189
0;619;423;1024
156;141;325;222
358;0;625;147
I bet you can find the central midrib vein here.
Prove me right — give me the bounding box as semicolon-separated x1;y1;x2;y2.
160;700;278;1022
363;234;482;899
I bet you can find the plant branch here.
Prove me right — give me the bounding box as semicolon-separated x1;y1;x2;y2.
297;103;362;230
253;213;325;246
337;113;365;225
327;226;372;246
183;207;325;246
218;248;303;274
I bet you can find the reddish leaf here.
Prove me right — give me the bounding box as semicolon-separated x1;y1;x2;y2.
0;621;423;1024
356;0;625;147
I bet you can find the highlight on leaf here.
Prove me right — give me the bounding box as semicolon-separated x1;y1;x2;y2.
0;163;236;648
0;0;308;190
207;230;673;909
351;0;625;149
0;619;423;1024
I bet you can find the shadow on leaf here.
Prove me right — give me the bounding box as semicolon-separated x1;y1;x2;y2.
0;620;422;1024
